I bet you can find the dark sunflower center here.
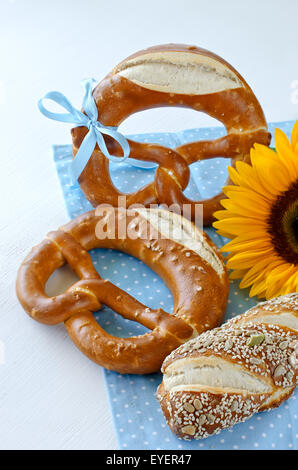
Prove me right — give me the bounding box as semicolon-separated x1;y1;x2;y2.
267;180;298;265
292;216;298;243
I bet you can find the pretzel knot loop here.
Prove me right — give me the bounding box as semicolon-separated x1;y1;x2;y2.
71;44;271;226
16;209;229;374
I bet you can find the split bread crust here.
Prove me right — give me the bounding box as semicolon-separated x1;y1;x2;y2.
157;294;298;439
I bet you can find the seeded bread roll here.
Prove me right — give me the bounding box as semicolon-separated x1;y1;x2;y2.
157;294;298;439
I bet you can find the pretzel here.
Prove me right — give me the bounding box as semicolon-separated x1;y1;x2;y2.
157;294;298;439
16;208;229;374
71;44;271;226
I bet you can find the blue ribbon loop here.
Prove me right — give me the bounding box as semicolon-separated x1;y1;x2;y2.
38;78;156;183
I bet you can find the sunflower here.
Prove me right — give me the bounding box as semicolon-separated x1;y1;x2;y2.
213;121;298;300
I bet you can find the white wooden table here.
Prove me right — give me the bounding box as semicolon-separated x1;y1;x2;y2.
1;0;297;450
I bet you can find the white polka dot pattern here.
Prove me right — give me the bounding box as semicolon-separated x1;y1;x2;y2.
53;121;297;450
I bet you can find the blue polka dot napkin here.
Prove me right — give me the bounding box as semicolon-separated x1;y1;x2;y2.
53;121;297;450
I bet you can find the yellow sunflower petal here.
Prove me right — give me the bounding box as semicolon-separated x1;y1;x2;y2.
249;278;268;297
220;231;270;252
214;217;266;236
265;263;295;298
220;198;270;219
226;231;269;242
250;145;291;194
213;122;298;301
229;269;247;280
214;229;234;239
233;160;270;200
227;248;273;270
275;127;291;150
279;269;298;295
223;238;271;253
252;143;281;163
239;258;280;289
213;210;240;221
241;267;269;292
257;289;268;299
275;129;298;179
291;121;298;151
223;185;275;205
227;166;242;186
245;258;284;298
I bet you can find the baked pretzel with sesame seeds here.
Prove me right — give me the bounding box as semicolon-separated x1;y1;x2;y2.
16;208;228;374
71;43;271;226
157;294;298;439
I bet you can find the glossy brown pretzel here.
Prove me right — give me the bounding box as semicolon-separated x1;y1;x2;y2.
16;208;229;374
71;44;271;225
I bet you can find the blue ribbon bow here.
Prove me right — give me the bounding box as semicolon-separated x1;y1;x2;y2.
38;78;156;183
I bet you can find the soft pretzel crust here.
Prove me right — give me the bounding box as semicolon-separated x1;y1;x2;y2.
157;294;298;439
71;43;271;225
16;208;228;374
